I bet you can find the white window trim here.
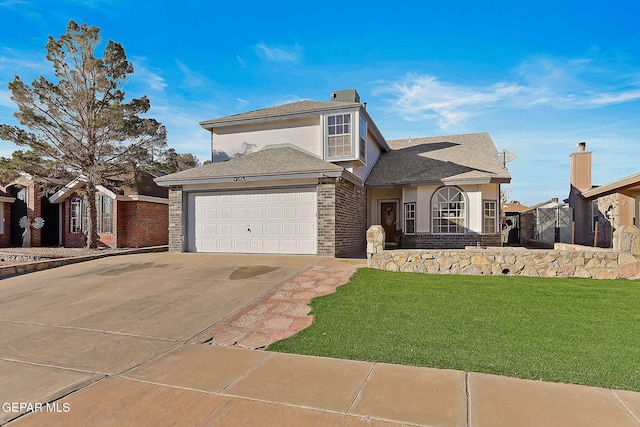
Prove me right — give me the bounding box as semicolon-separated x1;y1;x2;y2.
431;186;468;235
404;202;416;235
483;200;497;234
69;194;114;235
324;112;355;161
358;115;367;165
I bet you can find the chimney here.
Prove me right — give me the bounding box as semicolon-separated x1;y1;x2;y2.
569;142;592;192
330;89;360;103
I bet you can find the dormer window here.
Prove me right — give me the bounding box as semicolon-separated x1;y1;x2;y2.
326;113;352;158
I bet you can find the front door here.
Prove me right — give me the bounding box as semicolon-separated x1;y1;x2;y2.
380;202;397;244
10;187;28;247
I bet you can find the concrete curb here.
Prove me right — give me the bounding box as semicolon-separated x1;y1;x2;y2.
0;245;169;280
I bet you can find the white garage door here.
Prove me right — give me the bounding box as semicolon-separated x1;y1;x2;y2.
187;188;317;254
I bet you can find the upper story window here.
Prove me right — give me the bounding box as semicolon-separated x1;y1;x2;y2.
326;113;352;158
432;187;467;234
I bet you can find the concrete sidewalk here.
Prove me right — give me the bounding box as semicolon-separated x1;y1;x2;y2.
6;344;640;426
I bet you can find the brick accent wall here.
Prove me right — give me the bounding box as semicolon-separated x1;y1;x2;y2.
62;198;86;247
334;178;367;257
62;197;168;248
28;183;42;247
168;186;183;252
402;233;502;249
117;201;168;248
317;180;335;256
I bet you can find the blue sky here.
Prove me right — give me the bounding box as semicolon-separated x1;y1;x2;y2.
1;0;639;204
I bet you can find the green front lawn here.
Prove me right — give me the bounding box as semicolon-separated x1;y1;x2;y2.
268;268;640;391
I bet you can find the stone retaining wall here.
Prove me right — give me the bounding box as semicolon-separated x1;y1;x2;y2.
366;225;640;280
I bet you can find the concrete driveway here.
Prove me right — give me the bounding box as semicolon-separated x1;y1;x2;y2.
0;252;320;424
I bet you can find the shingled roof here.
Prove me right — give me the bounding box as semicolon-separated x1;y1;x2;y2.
155;145;346;185
366;132;511;187
200;100;361;127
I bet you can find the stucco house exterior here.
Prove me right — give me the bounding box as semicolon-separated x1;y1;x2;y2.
156;89;511;256
567;142;639;247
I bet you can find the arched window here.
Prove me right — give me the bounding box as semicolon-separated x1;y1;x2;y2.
432;187;467;234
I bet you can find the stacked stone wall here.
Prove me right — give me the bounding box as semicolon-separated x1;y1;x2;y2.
367;224;640;280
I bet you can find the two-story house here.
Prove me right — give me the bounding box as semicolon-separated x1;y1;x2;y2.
155;89;511;256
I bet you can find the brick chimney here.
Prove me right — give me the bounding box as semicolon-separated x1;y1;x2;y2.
569;142;592;192
568;142;593;245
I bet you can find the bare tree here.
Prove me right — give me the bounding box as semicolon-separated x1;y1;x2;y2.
0;21;166;248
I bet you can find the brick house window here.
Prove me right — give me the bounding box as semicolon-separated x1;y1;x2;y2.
483;200;497;233
70;194;113;234
98;195;113;234
432;187;466;234
70;197;82;234
404;203;415;235
326;113;352;158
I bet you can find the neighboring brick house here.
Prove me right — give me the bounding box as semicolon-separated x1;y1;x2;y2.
49;175;169;248
1;174;60;248
567;142;640;247
156;89;511;256
0;189;15;247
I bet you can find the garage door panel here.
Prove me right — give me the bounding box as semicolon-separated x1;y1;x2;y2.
299;240;315;253
188;188;317;254
282;206;297;219
234;224;248;235
219;207;233;220
300;205;315;219
218;239;232;252
299;223;315;235
235;207;248;220
234;194;248;203
266;239;281;252
266;223;281;235
249;207;264;220
219;223;233;235
283;223;298;235
248;193;264;203
281;239;298;253
250;239;264;252
250;223;264;235
266;206;281;219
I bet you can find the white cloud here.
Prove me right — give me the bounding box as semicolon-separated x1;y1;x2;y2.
0;88;14;108
254;42;301;63
130;58;167;92
0;0;29;8
380;54;640;130
380;74;523;129
176;60;214;89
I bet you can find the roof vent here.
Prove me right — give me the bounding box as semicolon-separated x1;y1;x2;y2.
330;89;360;103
